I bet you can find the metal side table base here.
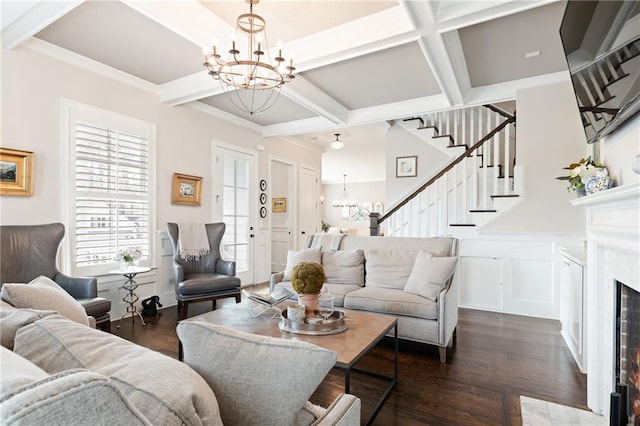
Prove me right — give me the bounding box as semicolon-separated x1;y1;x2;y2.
109;267;151;329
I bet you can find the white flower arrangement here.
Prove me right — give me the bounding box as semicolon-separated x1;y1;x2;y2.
114;247;142;265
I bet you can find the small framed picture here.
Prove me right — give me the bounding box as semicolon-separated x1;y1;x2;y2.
272;197;286;213
171;173;202;206
0;148;34;196
396;156;417;178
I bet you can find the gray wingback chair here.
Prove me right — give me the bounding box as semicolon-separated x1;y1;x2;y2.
0;223;111;331
167;222;241;320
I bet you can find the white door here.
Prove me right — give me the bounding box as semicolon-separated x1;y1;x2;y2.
298;166;319;248
215;146;255;286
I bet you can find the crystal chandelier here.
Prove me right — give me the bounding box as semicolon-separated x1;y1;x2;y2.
330;133;344;150
332;174;357;219
203;0;295;115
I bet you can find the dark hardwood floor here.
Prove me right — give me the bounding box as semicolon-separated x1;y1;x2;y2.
112;298;587;425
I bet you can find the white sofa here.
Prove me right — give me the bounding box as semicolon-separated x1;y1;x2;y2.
0;304;360;426
270;234;459;363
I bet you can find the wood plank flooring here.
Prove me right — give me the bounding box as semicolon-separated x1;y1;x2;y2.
112;299;588;425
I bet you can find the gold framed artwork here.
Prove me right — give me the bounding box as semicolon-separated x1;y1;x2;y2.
171;173;202;206
0;148;34;196
272;197;286;213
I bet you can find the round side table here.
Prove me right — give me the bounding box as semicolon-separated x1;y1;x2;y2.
109;266;151;328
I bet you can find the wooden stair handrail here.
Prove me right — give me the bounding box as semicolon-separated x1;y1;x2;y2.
376;116;516;226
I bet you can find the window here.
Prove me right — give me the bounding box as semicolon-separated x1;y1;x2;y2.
62;100;156;275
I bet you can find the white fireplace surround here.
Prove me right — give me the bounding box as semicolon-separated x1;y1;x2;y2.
571;183;640;419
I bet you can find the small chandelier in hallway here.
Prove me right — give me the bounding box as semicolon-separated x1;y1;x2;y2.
202;0;295;115
332;174;357;219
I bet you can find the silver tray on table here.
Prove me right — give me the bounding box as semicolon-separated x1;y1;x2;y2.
279;310;347;335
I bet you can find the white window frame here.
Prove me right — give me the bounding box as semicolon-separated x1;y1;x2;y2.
60;99;156;276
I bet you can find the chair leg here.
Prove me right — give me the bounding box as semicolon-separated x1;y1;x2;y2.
178;302;188;321
212;299;217;310
439;346;447;364
234;293;241;303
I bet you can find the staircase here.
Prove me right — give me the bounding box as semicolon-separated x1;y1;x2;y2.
371;105;520;237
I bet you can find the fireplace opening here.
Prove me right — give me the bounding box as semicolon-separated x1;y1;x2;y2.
616;280;640;425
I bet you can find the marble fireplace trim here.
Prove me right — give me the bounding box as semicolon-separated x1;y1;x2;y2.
572;184;640;419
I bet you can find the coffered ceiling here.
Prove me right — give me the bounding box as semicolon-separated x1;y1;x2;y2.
1;0;570;182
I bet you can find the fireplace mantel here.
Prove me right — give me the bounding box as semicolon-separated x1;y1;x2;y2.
570;183;640;419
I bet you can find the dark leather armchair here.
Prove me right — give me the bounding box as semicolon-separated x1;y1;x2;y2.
0;223;111;331
167;223;241;320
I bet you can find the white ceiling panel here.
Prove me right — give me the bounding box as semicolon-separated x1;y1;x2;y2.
459;2;568;87
300;42;442;110
35;1;204;84
199;92;317;126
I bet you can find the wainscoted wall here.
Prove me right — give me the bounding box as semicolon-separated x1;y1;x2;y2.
459;235;583;319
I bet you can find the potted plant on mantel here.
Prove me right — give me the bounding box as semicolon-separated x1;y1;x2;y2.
291;261;325;317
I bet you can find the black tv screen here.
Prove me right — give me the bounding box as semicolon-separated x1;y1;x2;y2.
559;1;640;144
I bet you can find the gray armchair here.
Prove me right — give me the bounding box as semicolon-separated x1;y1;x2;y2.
0;223;111;331
167;223;241;320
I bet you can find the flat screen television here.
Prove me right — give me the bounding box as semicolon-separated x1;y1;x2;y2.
559;1;640;144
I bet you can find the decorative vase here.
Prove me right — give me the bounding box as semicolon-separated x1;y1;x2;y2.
576;187;587;197
297;293;320;318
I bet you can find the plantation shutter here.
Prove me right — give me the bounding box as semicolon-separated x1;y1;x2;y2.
74;122;149;268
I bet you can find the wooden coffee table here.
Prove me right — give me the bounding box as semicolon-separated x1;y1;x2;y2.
180;301;398;425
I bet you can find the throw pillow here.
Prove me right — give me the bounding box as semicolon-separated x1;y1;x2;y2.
404;252;458;301
0;346;49;395
1;276;89;326
363;249;419;290
177;321;337;426
283;247;322;281
0;307;56;350
322;249;365;286
14;315;223;425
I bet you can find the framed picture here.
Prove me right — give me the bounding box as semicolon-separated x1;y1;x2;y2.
0;148;34;196
272;197;286;213
171;173;202;206
396;156;417;178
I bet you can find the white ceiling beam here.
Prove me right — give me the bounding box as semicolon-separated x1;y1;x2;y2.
400;0;464;107
159;71;223;105
1;0;84;49
435;0;560;33
281;76;349;125
262;117;338;138
287;5;415;73
120;0;234;49
464;71;570;105
348;94;451;126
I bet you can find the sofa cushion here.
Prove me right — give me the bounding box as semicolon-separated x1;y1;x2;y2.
0;307;56;350
283;247;322;281
0;346;49;394
0;352;148;426
177;321;337;426
363;250;419;290
344;287;438;320
404;252;458;301
322;249;365;286
1;276;89;326
14;315;222;426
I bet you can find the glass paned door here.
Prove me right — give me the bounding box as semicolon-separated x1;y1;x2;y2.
217;146;254;285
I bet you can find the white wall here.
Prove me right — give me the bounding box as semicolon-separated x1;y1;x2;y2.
385;125;449;208
482;81;588;233
0;46;321;316
0;47;321;228
599;114;640;187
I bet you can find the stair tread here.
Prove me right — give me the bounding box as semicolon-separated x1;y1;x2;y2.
447;144;468;149
469;209;497;213
449;223;476;227
490;194;519;198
